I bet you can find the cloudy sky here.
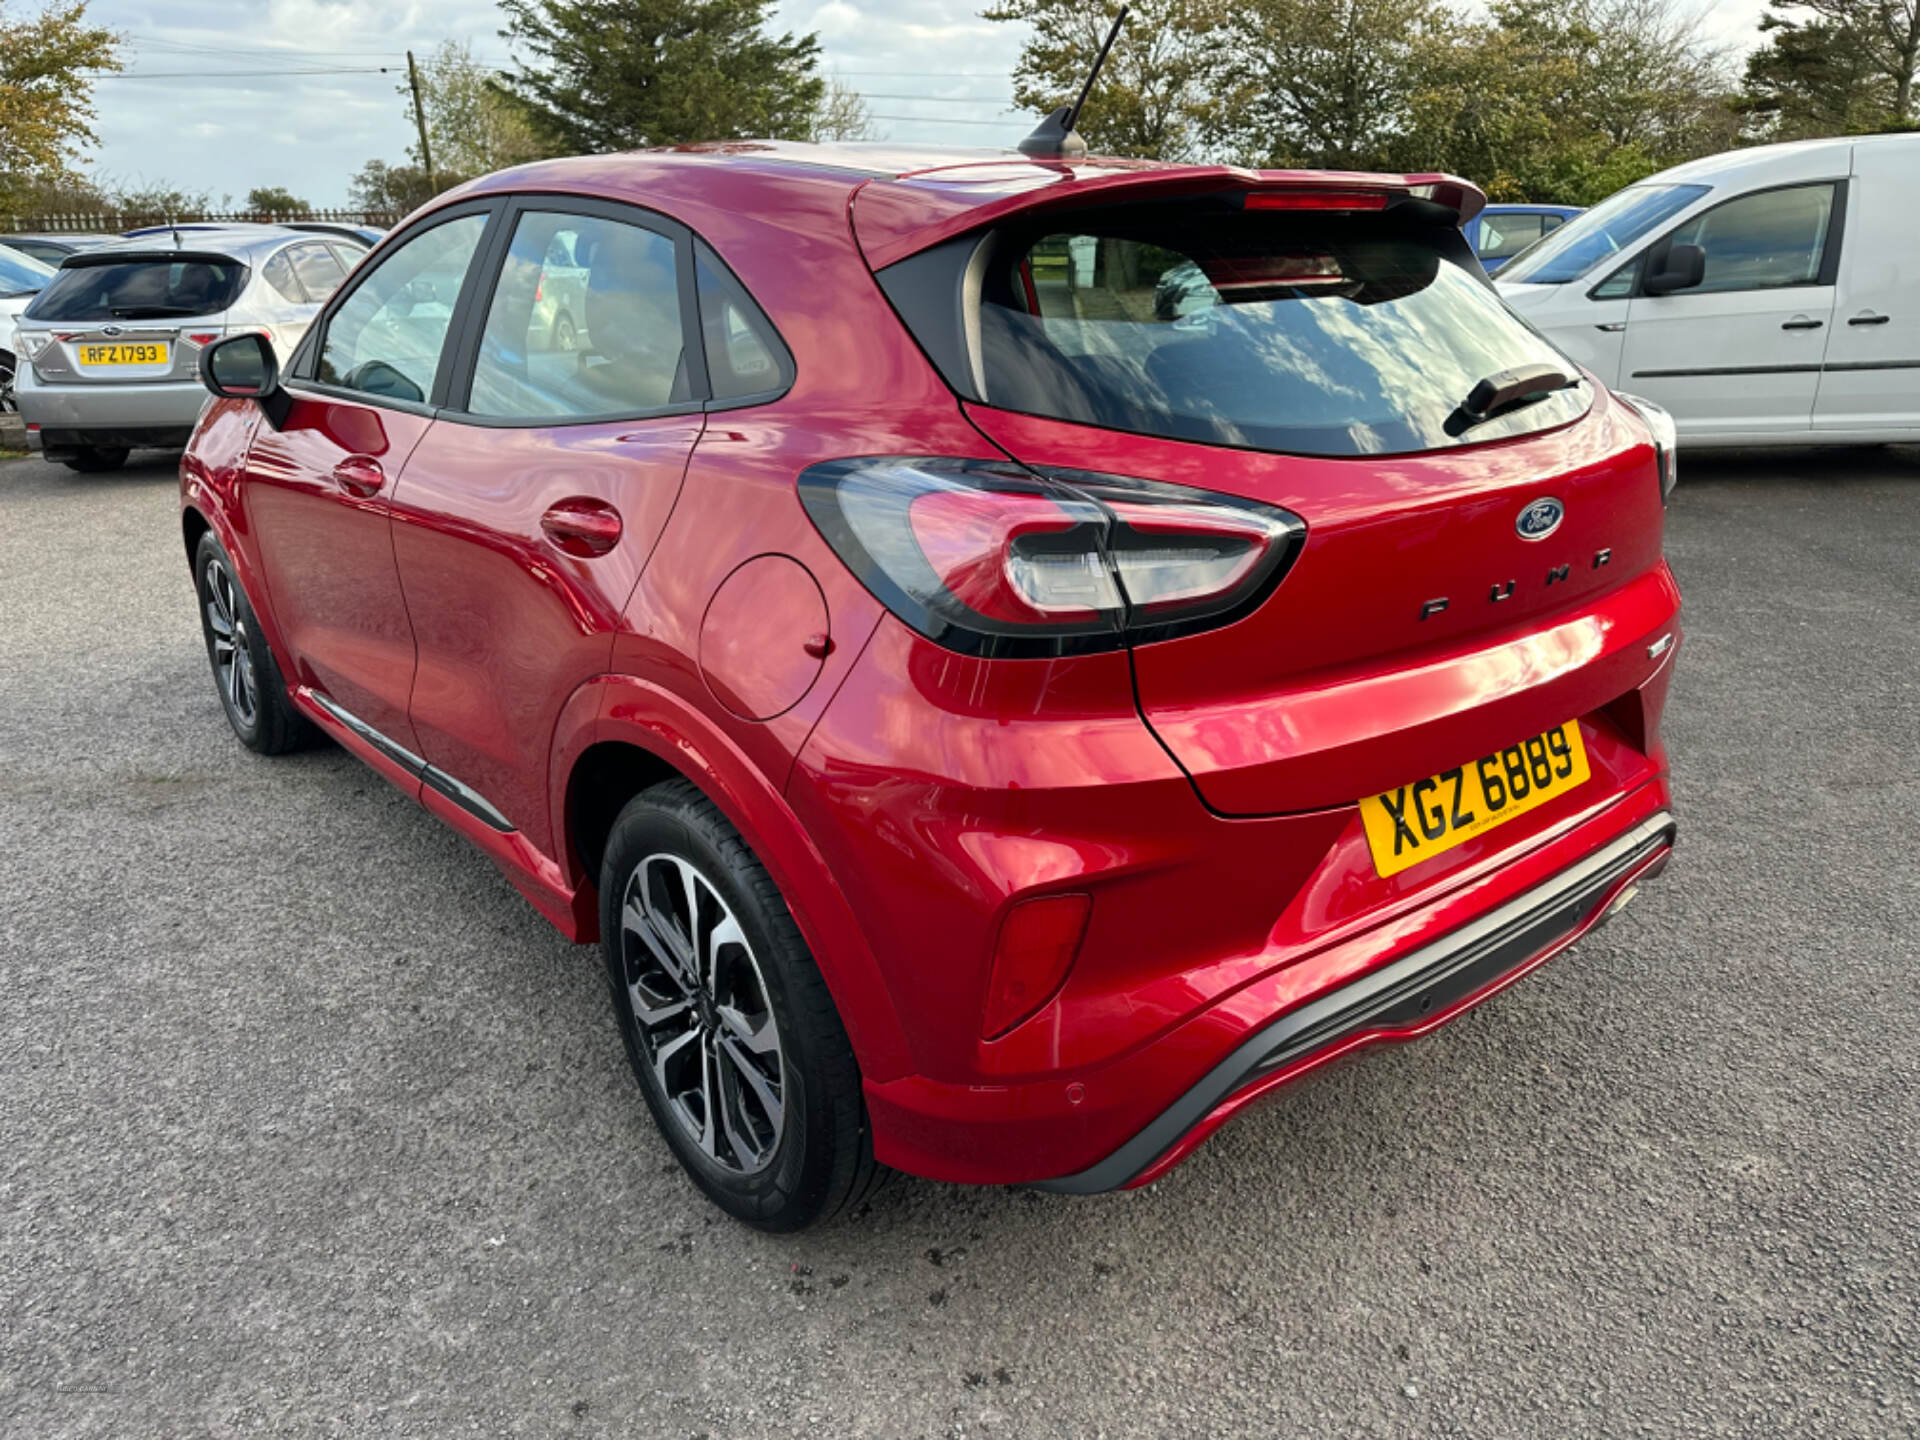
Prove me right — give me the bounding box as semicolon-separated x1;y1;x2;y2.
79;0;1773;208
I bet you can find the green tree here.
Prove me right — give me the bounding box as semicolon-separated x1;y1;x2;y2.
1224;0;1446;168
0;0;121;217
409;39;546;176
495;0;823;152
983;0;1230;160
246;185;310;214
348;159;447;216
1393;0;1737;203
1740;0;1918;136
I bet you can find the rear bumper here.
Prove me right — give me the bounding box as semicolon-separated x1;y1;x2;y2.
15;368;207;448
1039;809;1674;1193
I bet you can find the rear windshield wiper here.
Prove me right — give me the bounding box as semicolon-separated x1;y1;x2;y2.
1444;363;1581;437
109;305;200;318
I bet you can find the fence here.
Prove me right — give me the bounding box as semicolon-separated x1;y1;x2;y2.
7;209;399;233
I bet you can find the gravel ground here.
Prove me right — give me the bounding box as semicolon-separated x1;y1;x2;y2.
2;446;1916;1439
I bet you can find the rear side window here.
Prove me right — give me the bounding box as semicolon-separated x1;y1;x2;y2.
1478;213;1548;260
466;210;688;420
287;242;348;303
27;257;248;321
954;208;1589;458
695;241;791;403
262;250;304;302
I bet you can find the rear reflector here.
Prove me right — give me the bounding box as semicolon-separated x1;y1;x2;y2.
1245;190;1389;212
982;893;1091;1038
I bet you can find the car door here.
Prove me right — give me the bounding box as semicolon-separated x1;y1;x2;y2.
1813;142;1919;432
1618;180;1843;441
387;200;707;855
243;205;496;759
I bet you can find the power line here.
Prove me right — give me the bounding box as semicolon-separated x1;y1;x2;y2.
856;93;1013;104
869;114;1024;127
91;67;400;80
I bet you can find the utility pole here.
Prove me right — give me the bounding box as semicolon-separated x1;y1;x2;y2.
407;50;436;189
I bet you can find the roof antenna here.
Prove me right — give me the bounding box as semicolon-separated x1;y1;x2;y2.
1018;4;1128;159
168;213;182;250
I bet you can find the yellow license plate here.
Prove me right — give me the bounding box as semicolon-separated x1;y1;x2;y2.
78;342;169;367
1359;722;1591;878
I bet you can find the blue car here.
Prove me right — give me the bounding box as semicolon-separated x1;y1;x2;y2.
1467;203;1582;274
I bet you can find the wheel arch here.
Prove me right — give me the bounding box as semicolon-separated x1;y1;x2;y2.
552;674;914;1082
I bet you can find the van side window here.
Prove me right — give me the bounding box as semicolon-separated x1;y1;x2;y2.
1665;184;1837;294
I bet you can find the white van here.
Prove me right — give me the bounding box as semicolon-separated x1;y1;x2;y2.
1496;133;1918;446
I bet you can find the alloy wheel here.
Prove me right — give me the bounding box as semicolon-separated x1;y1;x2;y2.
621;853;786;1174
203;557;258;728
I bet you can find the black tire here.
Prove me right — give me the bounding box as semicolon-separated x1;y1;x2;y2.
552;312;577;351
63;446;130;473
600;779;884;1231
192;531;316;755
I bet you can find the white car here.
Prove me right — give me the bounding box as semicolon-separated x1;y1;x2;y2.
0;242;58;412
1497;133;1919;446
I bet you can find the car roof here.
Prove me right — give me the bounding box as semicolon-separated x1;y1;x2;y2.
449;141;1487;269
63;229;312;262
1481;203;1582;214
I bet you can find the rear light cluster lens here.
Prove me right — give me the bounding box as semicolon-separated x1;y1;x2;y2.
1615;392;1678;504
1244;189;1388;212
800;457;1305;657
12;329;52;360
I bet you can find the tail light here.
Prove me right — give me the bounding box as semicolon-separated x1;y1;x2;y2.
1615;392;1678;504
186;331;222;347
12;329;52;360
982;893;1091;1038
1245;189;1389;212
799;457;1305;657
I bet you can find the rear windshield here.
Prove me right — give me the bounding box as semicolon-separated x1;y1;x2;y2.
959;207;1590;458
26;256;249;322
0;245;55;298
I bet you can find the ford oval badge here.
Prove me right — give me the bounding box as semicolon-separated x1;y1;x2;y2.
1516;497;1564;541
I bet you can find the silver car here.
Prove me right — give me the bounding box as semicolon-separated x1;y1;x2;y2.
11;227;367;471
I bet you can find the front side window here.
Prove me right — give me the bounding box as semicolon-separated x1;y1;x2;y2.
27;256;247;320
467;210;687;420
969;210;1589;457
287;242;348;303
1664;183;1836;293
317;212;488;404
1499;184;1710;286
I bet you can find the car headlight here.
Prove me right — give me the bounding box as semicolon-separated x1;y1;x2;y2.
1616;392;1677;505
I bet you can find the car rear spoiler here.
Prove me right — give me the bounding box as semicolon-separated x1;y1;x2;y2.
54;249;244;270
850;161;1487;270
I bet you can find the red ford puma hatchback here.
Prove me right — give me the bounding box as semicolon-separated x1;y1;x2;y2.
180;142;1680;1230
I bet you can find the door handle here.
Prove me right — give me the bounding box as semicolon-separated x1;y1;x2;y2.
1594;321;1626;333
331;455;385;497
1848;312;1891;326
1780;317;1824;331
540;497;623;557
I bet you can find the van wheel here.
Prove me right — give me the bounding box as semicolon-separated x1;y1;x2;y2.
64;446;130;473
193;532;316;755
600;779;884;1231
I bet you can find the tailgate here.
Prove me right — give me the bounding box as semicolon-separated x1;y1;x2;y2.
970;398;1675;815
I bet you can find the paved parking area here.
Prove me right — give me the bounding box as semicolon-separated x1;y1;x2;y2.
2;446;1917;1438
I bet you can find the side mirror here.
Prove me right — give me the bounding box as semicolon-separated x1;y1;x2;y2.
198;331;291;429
1643;243;1706;297
199;331;279;399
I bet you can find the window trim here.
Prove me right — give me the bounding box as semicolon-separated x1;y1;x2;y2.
1603;178;1850;302
436;194;712;430
283;197;507;419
